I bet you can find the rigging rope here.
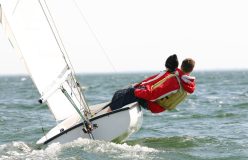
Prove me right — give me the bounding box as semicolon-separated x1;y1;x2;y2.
39;0;72;71
37;105;47;141
72;0;117;72
12;0;21;15
38;0;91;116
42;0;90;113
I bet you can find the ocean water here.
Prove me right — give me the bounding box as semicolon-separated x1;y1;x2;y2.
0;71;248;160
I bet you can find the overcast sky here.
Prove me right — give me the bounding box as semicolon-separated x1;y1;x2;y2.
0;0;248;75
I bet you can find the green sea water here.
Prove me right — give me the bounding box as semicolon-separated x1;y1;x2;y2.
0;71;248;160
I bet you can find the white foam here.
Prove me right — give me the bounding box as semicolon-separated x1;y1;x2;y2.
0;141;61;160
0;144;7;150
0;139;159;160
71;138;157;151
13;141;31;153
63;138;159;159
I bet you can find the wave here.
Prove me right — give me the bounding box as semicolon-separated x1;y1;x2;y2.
65;138;159;159
0;141;58;160
232;102;248;109
0;139;159;160
126;136;218;150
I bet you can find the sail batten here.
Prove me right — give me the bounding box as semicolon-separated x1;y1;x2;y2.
0;0;86;121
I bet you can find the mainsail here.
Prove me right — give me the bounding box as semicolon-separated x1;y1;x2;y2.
0;0;89;121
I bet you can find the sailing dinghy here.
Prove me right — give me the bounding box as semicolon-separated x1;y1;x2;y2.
0;0;143;145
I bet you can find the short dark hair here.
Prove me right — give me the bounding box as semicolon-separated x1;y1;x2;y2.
181;58;195;73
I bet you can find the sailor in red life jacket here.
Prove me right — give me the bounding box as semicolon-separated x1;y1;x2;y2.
108;54;196;113
134;58;195;113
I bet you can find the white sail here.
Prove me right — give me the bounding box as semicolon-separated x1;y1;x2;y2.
0;0;88;121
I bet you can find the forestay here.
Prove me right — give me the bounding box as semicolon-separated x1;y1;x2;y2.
0;0;88;121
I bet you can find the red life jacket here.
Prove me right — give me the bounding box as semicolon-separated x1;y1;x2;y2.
134;69;196;113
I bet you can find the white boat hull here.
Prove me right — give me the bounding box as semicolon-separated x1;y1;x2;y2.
37;102;143;145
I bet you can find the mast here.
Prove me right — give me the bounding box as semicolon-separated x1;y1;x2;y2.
37;0;92;117
37;0;95;138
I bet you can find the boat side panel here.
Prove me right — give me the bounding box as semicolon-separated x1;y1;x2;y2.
40;104;143;145
44;109;131;145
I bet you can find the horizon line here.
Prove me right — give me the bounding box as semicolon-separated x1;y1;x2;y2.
0;68;248;76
